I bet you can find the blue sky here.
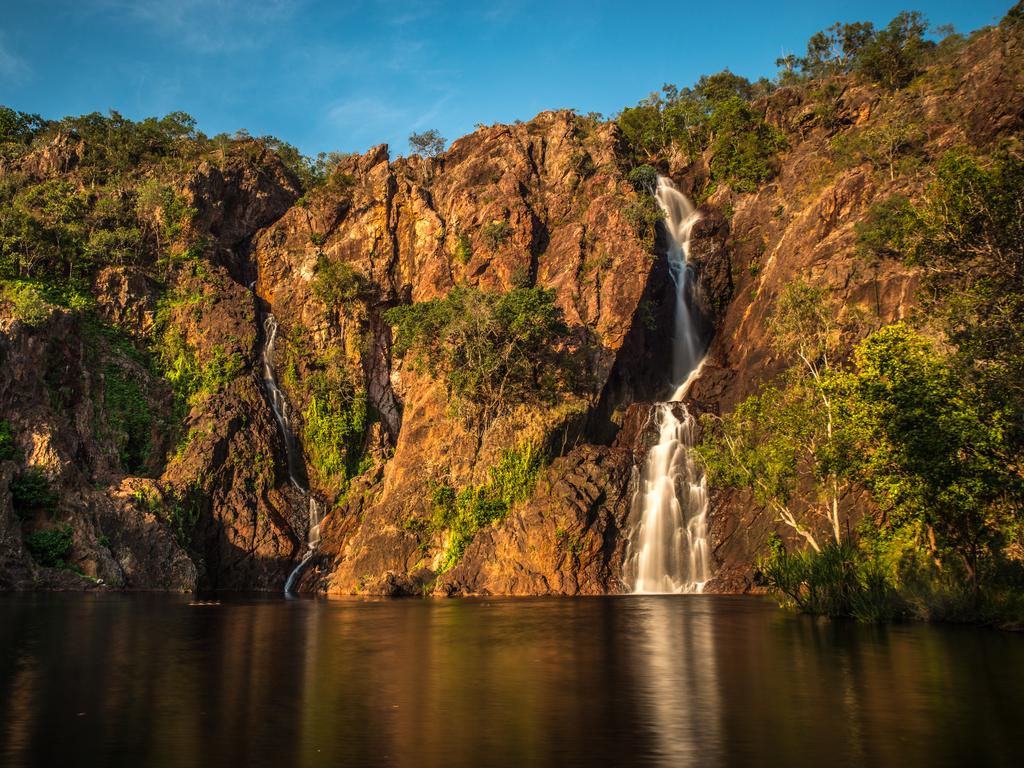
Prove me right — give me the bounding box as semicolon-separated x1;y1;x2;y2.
0;1;1013;158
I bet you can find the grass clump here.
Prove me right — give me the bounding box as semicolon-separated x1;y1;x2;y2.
430;442;543;573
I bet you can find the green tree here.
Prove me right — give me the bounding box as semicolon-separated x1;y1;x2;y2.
708;97;786;192
699;282;851;549
784;21;876;80
843;324;1022;592
0;106;47;148
408;129;446;158
886;151;1024;454
385;285;576;423
857;11;933;90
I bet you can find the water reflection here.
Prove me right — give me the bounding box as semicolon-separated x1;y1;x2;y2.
631;597;721;764
1;595;1022;767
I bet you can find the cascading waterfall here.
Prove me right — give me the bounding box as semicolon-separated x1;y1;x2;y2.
259;311;323;595
624;176;712;594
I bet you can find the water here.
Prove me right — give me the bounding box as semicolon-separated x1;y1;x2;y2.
259;312;322;593
1;595;1021;768
625;404;710;593
625;177;710;594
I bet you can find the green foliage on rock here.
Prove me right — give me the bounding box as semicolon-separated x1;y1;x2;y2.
302;371;369;487
0;419;19;461
708;97;787;192
430;442;544;573
453;233;473;265
627;164;659;192
312;255;371;311
480;219;512;251
11;467;58;518
24;525;73;569
151;288;242;418
623;195;665;248
0;281;54;325
101;363;153;474
855;195;916;261
385;285;577;423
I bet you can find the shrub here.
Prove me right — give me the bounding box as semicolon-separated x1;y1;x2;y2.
481;219;512;251
164;488;201;550
385;285;577;423
24;525;73;568
0;419;19;461
760;535;901;622
102;364;153;474
312;255;370;310
302;377;369;486
627;164;659;192
709;97;786;192
1;281;53;325
855;195;915;261
11;467;58;517
623;195;665;248
453;233;473;265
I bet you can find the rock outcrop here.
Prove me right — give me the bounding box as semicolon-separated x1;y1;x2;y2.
1;21;1021;595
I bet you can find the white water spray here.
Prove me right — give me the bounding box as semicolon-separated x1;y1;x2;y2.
259;312;323;595
624;176;712;594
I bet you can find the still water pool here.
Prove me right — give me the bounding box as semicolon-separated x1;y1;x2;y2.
1;594;1021;767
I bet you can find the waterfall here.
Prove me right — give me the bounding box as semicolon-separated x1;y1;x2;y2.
259;311;323;595
624;176;712;594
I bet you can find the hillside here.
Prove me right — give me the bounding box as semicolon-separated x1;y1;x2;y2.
1;6;1021;617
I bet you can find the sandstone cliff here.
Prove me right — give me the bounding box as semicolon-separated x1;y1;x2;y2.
1;18;1021;595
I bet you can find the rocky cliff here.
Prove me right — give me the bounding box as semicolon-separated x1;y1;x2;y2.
1;17;1021;594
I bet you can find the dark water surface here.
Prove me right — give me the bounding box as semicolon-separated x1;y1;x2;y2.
1;594;1021;767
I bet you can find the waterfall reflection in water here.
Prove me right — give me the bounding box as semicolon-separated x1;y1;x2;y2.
2;595;1023;768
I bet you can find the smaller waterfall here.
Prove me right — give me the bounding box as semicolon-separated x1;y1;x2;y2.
259;311;323;595
624;176;712;594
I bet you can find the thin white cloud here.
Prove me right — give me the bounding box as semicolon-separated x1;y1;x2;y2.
90;0;303;53
0;37;30;82
410;92;454;131
324;96;407;132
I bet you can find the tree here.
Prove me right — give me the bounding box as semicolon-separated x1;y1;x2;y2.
408;129;446;158
384;285;577;423
699;282;852;549
883;151;1024;455
857;11;933;90
708;97;787;192
843;324;1022;591
0;106;47;147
